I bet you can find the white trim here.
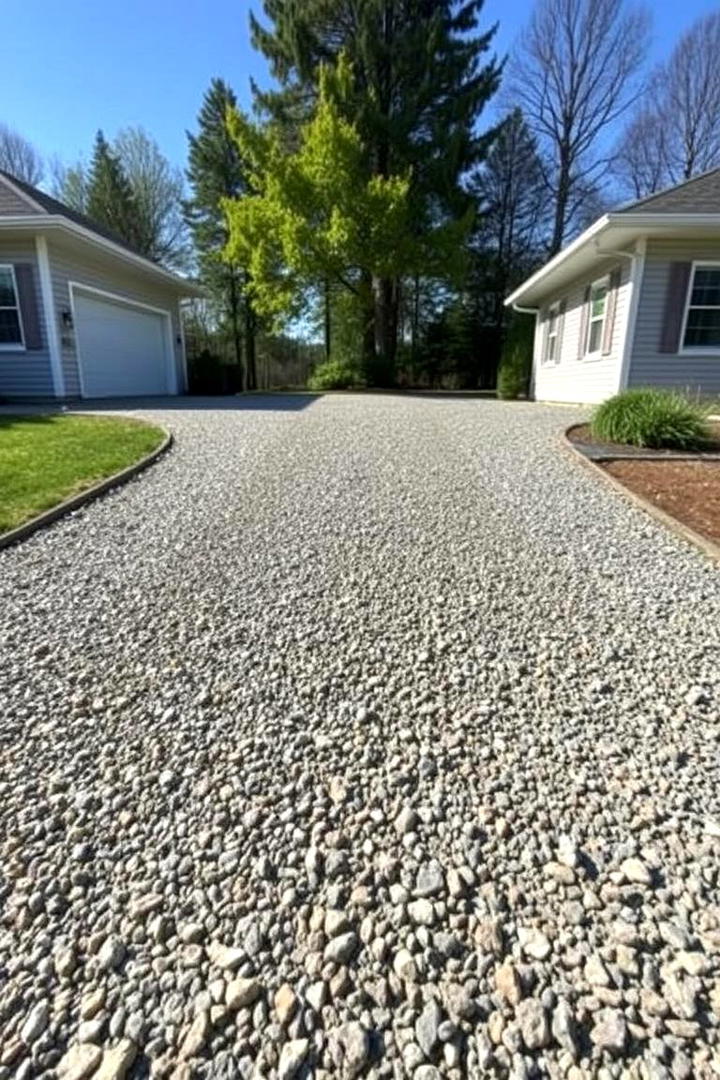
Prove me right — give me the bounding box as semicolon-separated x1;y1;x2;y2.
505;211;720;308
0;262;25;351
0;216;202;294
583;275;609;360
618;238;646;391
34;237;65;397
69;281;178;398
542;302;561;365
0;173;46;213
679;260;720;354
505;217;610;307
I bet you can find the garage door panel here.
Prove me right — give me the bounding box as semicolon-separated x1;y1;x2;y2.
74;292;171;397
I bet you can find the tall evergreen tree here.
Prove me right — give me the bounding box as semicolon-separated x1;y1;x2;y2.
470;109;549;347
185;79;256;388
250;0;502;384
85;131;139;248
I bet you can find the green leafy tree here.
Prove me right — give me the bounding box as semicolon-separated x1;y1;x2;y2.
186;79;256;388
224;57;415;385
85;131;139;248
250;0;502;381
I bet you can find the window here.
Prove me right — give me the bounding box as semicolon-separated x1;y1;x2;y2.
0;266;24;348
544;303;560;364
683;264;720;349
585;277;608;356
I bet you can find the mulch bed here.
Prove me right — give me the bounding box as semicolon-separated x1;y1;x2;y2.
602;460;720;545
568;422;720;458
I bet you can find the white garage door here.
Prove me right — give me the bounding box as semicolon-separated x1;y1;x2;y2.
74;291;173;398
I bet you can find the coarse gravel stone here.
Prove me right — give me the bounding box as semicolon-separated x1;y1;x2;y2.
1;394;720;1078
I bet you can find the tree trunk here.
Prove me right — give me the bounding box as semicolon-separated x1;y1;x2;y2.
245;297;257;391
549;152;571;257
361;269;376;380
324;278;331;362
228;270;245;390
373;276;398;386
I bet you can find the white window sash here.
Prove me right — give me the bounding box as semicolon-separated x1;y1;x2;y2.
0;264;24;349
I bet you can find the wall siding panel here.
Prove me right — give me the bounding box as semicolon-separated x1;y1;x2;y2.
0;180;38;216
48;241;186;397
629;239;720;396
532;259;629;404
0;239;53;397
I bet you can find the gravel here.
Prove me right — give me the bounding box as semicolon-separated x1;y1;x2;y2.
1;393;719;1078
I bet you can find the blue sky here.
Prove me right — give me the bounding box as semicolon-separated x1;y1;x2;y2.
6;0;720;182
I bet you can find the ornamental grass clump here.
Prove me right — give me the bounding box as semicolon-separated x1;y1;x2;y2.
591;388;711;449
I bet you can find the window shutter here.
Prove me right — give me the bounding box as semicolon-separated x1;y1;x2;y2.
14;263;43;350
601;268;621;355
556;299;566;361
577;285;591;360
659;262;691;353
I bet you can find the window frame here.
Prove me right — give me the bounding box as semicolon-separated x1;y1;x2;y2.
584;275;609;360
0;264;25;351
543;302;561;365
680;261;720;354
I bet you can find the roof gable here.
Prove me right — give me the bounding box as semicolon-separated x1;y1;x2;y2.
0;169;154;260
0;172;44;215
617;167;720;215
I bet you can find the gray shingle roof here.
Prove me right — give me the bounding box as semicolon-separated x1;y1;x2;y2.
0;169;155;260
617;167;720;214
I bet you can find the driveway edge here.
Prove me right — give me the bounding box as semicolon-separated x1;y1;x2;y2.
562;428;720;566
0;424;173;551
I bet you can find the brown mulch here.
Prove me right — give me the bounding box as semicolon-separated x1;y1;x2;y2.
568;422;720;456
603;460;720;545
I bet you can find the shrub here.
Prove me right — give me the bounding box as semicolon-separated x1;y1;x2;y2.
307;356;362;391
497;315;534;400
591;388;711;449
187;349;242;395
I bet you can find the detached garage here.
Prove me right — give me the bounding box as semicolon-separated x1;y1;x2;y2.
0;169;201;400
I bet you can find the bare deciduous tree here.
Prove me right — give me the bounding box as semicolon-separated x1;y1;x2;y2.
615;13;720;198
613;105;668;200
0;124;43;185
508;0;650;254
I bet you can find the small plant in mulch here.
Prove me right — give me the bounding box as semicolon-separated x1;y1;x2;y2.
591;388;712;450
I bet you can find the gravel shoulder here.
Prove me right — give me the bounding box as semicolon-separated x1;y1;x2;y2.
1;394;719;1080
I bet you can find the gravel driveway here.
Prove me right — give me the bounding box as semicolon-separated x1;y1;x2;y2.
1;394;719;1080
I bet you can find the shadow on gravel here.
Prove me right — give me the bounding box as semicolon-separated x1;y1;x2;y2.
0;394;323;415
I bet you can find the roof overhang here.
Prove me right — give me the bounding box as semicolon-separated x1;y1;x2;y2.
0;214;204;296
505;213;720;309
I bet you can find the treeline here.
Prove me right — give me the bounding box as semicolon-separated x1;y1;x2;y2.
3;2;720;391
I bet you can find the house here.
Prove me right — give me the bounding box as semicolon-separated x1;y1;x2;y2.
0;170;201;400
505;168;720;404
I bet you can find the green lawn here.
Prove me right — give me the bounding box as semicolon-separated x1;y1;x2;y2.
0;414;165;534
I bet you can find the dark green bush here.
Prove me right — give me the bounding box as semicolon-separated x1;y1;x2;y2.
307;356;362;391
187;349;242;395
591;388;710;449
497;315;534;400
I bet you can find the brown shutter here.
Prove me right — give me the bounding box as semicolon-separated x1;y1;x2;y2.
13;263;43;350
556;299;566;361
577;285;591;360
601;268;621;355
659;262;691;353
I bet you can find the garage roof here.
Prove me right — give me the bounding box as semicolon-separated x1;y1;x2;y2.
0;169;203;295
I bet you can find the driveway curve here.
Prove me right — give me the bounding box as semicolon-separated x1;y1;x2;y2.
1;394;719;1079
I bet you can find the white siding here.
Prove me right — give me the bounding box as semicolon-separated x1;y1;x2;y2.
629;238;720;396
532;258;629;404
0;238;53;397
47;240;186;397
